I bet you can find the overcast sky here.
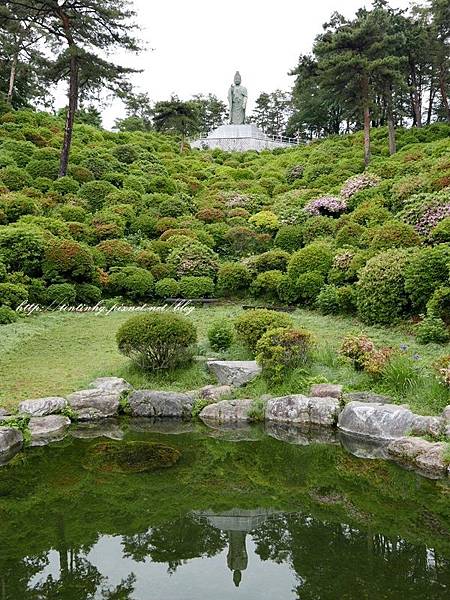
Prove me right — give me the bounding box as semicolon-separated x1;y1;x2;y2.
89;0;413;128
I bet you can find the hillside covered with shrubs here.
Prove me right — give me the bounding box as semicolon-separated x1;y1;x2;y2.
1;108;450;342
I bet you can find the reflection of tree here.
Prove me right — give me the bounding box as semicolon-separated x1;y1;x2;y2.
101;574;136;600
35;555;102;600
253;514;450;600
0;555;48;600
122;515;227;574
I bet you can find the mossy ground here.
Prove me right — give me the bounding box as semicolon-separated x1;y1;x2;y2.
1;303;448;414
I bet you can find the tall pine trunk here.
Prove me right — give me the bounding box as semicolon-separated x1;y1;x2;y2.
58;8;79;177
386;88;396;156
362;75;371;167
439;65;450;123
7;54;17;104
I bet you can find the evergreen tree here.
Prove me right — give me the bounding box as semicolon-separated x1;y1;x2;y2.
192;93;228;134
152;96;201;148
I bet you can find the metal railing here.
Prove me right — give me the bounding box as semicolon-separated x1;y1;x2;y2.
191;131;302;146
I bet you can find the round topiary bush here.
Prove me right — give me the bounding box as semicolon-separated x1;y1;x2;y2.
0;282;28;308
256;326;314;383
427;286;450;323
0;166;33;190
250;270;284;302
415;316;450;345
107;266;154;301
404;245;450;312
369;220;422;250
208;319;235;351
357;249;411;325
179;276;214;299
79;180;117;211
335;222;367;248
316;284;340;314
95;239;135;269
45;283;77;306
249;250;290;273
274;225;303;252
287;241;334;282
234;308;293;353
75;283;102;305
43;239;95;282
154;277;180;299
216;262;251;297
168;241;219;279
296;271;325;305
116;312;197;370
0;305;18;324
52;176;80;196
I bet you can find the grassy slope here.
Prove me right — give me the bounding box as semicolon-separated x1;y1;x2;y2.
1;305;448;413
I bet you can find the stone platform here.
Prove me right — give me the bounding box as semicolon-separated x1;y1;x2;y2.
190;124;298;152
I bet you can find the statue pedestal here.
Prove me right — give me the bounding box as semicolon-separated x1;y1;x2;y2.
190;124;297;152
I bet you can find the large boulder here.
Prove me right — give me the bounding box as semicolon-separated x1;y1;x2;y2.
200;399;253;424
18;397;67;417
387;437;448;479
0;408;10;418
128;390;195;418
195;384;233;401
310;384;342;399
338;402;416;440
29;415;71;446
0;427;23;463
89;377;132;394
206;360;261;387
410;415;444;438
67;389;120;420
443;406;450;437
266;395;340;427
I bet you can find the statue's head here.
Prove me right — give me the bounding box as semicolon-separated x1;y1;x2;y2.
234;71;241;86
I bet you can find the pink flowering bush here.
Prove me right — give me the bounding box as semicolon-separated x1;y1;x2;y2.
434;355;450;387
340;173;381;199
333;250;354;270
400;191;450;237
304;196;347;217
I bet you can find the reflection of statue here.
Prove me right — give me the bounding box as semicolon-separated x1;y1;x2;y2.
228;72;248;125
227;530;248;587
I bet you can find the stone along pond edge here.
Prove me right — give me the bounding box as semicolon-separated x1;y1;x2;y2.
1;360;450;480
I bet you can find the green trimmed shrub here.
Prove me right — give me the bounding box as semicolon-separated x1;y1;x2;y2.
277;275;299;304
167;241;218;279
107;266;154;301
95;239;134;269
79;180;116;211
75;283;102;305
256;326;314;383
430;217;450;243
116;312;197;370
154;278;179;299
316;284;340;314
52;176;80;196
357;249;411;325
234;308;293;353
250;270;284;301
0;225;45;275
249;210;279;232
43;239;95;282
415;316;450;345
25;159;59;180
0;282;28;308
216;262;251;297
0;166;32;190
335;222;367;248
179;276;214;298
274;225;303;252
404;245;450;311
337;285;357;314
208;319;235;351
45;283;77;305
296;271;325;305
302;216;336;244
0;192;41;222
369;220;422;250
249;250;290;273
0;305;18;324
427;286;450;323
287;241;334;281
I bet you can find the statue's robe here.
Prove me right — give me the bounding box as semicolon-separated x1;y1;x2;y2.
228;84;248;125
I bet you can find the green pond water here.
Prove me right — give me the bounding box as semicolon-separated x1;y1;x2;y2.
1;420;450;599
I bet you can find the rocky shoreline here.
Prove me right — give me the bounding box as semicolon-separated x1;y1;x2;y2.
1;360;449;479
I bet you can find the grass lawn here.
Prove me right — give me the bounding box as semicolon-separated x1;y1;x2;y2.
1;303;449;414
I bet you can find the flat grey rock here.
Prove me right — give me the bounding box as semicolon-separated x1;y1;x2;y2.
0;427;23;460
338;401;416;441
0;408;10;417
67;389;120;420
344;392;392;405
266;395;340;427
29;415;71;446
89;377;132;394
128;390;195;418
70;419;124;440
410;415;444;437
310;384;343;399
207;360;261;387
200;398;254;424
196;384;233;401
387;437;448;479
18;397;67;417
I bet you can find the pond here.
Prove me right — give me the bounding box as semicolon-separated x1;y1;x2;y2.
1;420;450;599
